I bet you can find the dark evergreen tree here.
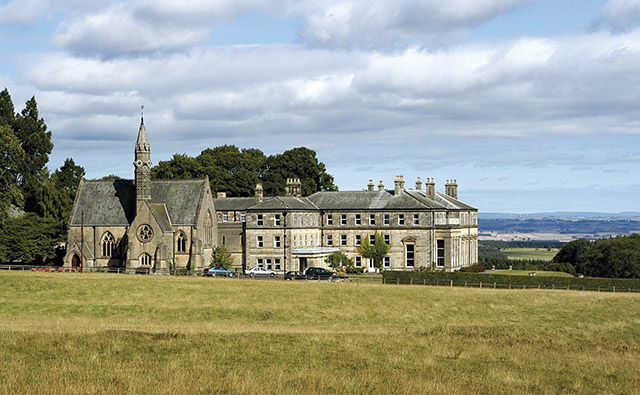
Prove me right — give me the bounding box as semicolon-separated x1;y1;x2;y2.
262;147;337;196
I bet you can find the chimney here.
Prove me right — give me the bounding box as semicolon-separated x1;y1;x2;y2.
367;179;374;191
425;178;435;200
415;177;422;191
445;179;458;199
378;180;385;192
285;178;301;197
255;183;263;204
394;175;405;195
216;192;227;198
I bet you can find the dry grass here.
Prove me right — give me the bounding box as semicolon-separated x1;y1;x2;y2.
1;271;639;394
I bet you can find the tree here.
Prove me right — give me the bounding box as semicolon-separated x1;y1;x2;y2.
552;238;591;274
100;174;123;180
0;213;61;264
151;153;202;180
262;147;337;196
197;145;266;197
0;88;15;127
0;125;26;216
210;246;234;269
356;232;391;272
12;96;53;213
325;251;355;272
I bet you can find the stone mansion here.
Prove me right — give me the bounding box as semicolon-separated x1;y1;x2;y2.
65;119;478;273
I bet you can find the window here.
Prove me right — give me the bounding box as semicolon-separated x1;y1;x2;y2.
340;235;347;246
310;235;314;247
274;236;281;248
355;256;362;267
222;236;226;245
257;236;264;248
274;258;281;270
293;235;297;248
101;232;115;257
257;214;263;226
139;253;151;266
266;258;272;270
257;258;264;268
176;231;187;253
398;214;405;225
369;234;375;245
205;211;213;245
355;235;361;246
384;256;390;268
405;244;415;267
327;234;333;246
222;213;228;222
355;214;361;225
436;240;445;267
240;213;246;222
327;214;333;225
384;234;390;245
274;214;281;226
340;214;347;226
383;214;390;225
413;214;420;225
369;214;375;225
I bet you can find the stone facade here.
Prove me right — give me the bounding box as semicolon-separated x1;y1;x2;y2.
216;177;478;273
64;119;216;273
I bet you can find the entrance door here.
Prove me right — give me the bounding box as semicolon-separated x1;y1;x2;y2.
71;254;80;270
298;257;308;271
368;258;376;273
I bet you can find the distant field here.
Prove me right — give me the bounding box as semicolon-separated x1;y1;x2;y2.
1;271;639;394
490;270;575;278
501;247;560;261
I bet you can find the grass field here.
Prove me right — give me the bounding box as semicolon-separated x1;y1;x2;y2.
1;271;640;394
501;247;560;261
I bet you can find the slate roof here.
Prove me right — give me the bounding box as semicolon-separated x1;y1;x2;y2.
307;190;476;211
213;197;256;211
149;203;174;232
69;179;207;226
250;196;317;211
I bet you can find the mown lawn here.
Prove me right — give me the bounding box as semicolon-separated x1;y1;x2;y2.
501;247;560;261
1;271;639;394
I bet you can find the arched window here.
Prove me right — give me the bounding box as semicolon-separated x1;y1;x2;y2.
101;232;115;257
177;231;187;253
139;253;151;266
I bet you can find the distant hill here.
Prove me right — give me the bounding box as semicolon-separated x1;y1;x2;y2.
481;212;640;219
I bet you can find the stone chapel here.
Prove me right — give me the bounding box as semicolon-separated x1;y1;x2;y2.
64;118;217;273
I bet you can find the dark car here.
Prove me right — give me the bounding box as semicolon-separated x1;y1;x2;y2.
284;271;306;280
204;266;235;277
304;267;338;281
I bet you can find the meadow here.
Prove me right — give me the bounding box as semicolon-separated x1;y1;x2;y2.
1;271;639;394
501;247;560;261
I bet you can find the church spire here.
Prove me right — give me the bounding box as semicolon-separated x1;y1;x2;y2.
134;112;151;210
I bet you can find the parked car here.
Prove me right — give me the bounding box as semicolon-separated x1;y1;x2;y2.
284;271;306;281
245;267;277;278
304;267;338;281
204;266;235;277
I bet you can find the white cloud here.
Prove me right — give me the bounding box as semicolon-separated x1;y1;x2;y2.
0;0;49;25
601;0;640;30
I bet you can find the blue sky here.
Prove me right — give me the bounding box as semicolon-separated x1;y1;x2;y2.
1;0;640;213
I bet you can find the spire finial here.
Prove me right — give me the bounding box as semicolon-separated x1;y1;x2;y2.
141;104;144;124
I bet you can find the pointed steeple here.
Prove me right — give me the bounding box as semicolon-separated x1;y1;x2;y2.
134;113;151;210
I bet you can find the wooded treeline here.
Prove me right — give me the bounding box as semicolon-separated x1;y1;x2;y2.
0;88;84;264
151;145;338;197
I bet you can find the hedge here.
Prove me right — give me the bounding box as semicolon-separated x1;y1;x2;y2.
381;271;640;291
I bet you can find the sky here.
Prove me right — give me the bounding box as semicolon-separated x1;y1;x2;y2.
1;0;640;214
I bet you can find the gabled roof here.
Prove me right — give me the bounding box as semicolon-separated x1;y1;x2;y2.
213;197;256;211
149;203;174;232
69;179;209;226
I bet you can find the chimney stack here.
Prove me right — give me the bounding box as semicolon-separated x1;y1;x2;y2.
425;178;435;200
367;179;374;191
394;175;405;196
285;178;301;197
415;177;422;191
255;183;263;204
378;180;385;192
445;179;458;199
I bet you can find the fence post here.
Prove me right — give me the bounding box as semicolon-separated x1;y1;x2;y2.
423;279;426;286
493;282;496;289
410;279;413;286
613;286;615;293
598;286;600;292
552;284;554;290
450;280;453;287
480;282;482;289
465;281;467;287
509;283;511;289
397;278;399;285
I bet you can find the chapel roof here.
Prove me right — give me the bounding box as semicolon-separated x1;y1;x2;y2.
69;178;209;226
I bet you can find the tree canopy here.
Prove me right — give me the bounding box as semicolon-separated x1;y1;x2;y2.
151;145;337;197
356;232;390;271
553;235;640;278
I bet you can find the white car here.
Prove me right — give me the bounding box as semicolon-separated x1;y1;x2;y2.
245;267;277;277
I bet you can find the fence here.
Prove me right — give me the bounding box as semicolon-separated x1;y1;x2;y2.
380;276;640;293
